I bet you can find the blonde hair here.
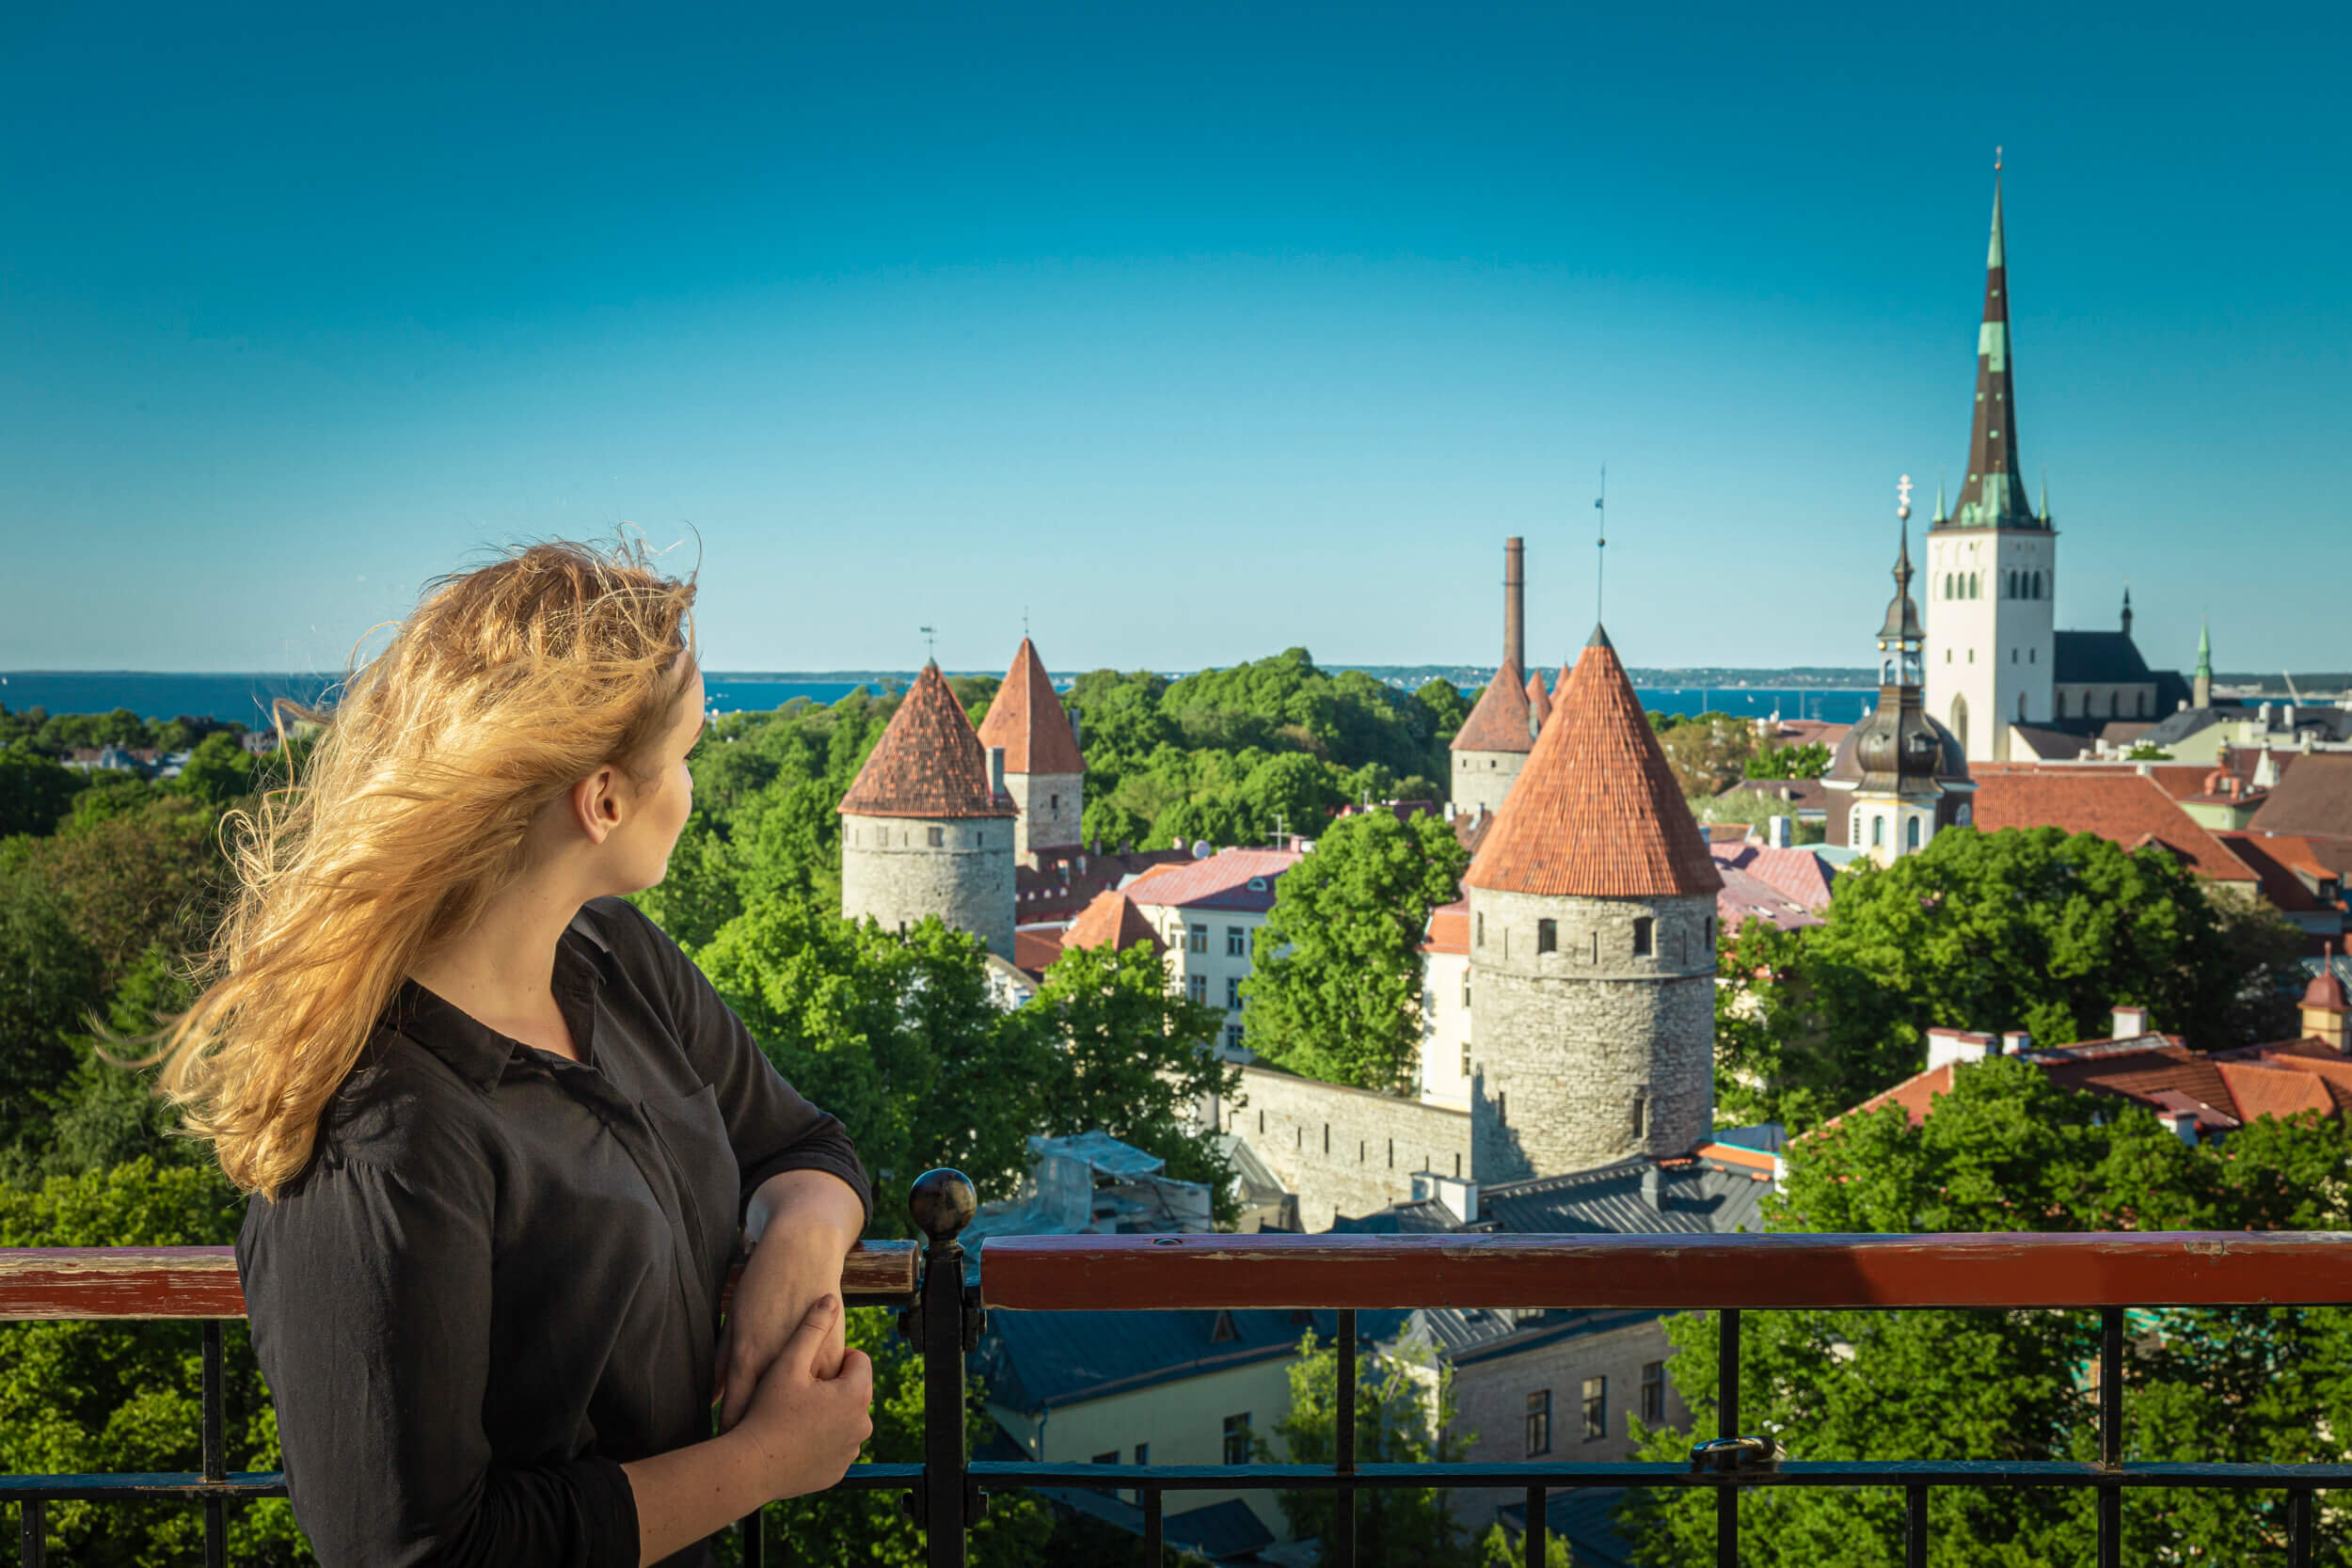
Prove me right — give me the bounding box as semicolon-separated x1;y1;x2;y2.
130;532;700;1200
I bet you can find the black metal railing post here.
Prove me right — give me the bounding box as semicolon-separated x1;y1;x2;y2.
1717;1308;1740;1568
1336;1307;1357;1566
201;1321;225;1568
18;1499;42;1568
1523;1484;1546;1568
2098;1306;2122;1568
907;1169;978;1568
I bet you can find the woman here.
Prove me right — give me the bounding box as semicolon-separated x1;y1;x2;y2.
150;536;875;1566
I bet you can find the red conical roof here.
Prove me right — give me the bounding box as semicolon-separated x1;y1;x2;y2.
1525;669;1552;728
977;638;1086;775
1466;627;1722;898
838;664;1017;819
1451;656;1535;753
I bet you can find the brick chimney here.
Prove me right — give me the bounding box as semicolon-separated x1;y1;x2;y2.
2109;1004;2151;1038
1502;536;1526;675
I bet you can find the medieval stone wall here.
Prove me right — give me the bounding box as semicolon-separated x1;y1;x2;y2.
840;812;1015;959
1466;887;1714;1182
1005;769;1083;860
1451;749;1524;818
1219;1065;1472;1232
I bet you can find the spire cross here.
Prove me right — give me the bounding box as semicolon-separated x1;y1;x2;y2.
1897;473;1915;520
1994;145;2003;172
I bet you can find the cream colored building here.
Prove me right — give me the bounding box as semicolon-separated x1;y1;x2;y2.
1127;848;1301;1054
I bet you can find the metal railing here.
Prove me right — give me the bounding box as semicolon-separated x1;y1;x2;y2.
6;1168;2351;1566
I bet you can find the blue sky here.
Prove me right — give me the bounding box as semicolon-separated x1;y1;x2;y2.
4;1;2344;676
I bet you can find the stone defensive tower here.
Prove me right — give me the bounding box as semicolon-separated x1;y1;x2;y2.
976;637;1086;862
1450;538;1537;817
1462;626;1724;1182
838;662;1018;958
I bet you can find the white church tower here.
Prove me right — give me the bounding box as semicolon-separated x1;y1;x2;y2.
1924;162;2057;763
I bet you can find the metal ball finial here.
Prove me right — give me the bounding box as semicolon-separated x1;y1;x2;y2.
910;1167;977;1243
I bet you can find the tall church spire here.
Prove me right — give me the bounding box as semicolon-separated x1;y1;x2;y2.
1947;157;2041;531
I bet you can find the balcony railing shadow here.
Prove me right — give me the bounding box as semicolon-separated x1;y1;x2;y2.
6;1167;2350;1568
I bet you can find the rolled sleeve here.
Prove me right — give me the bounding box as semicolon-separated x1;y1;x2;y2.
237;1154;641;1568
620;903;873;1233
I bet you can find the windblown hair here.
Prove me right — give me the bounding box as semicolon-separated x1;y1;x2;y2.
135;532;700;1200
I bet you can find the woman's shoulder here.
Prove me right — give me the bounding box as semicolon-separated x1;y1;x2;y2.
301;1032;499;1182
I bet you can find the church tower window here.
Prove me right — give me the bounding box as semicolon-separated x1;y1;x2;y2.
1632;917;1654;958
1536;919;1557;954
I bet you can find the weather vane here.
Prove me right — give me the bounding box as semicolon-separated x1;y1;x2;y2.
1594;464;1608;623
1994;145;2003;172
919;625;937;662
1898;474;1914;521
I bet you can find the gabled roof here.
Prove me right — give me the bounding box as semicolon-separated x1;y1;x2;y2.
1465;627;1722;898
2249;753;2352;845
1969;769;2257;883
977;638;1086;776
837;663;1018;820
1122;848;1302;912
1422;898;1470;955
1062;888;1166;956
1451;656;1535;753
2217;832;2339;913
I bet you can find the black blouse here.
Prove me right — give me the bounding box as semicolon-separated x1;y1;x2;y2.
235;895;871;1568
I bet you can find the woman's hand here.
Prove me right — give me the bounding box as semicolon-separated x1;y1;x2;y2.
715;1169;864;1434
729;1293;873;1500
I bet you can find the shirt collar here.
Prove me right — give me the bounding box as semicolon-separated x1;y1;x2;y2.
384;911;616;1092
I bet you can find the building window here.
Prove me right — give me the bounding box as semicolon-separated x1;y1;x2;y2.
1632;916;1653;957
1188;924;1209;953
1323;1123;1330;1153
1227;1024;1245;1052
1704;916;1714;947
1536;918;1557;954
1583;1376;1608;1440
1590;930;1599;963
1258;1109;1265;1133
1460;973;1470;1007
1226;976;1241;1009
1223;1415;1251;1465
2029;647;2036;663
1461;1042;1471;1079
2011;647;2018;663
928;826;945;847
1050;794;1060;811
1135;1443;1149;1466
1631;1092;1646;1138
1642;1361;1666;1424
1849;806;1862;842
1227;927;1246;956
1871;816;1885;847
1906;816;1922;850
1498;1091;1507;1121
1525;1390;1552;1456
1187;974;1207;1005
1475;911;1485;947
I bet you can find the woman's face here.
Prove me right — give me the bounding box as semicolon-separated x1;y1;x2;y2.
632;663;707;889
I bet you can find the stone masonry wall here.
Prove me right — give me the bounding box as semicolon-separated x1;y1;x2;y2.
840;812;1015;959
1467;888;1714;1183
1219;1065;1472;1232
1005;769;1084;860
1451;749;1525;818
1443;1313;1688;1538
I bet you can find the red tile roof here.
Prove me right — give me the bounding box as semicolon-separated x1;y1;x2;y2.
1969;770;2258;883
2215;1061;2339;1123
1525;670;1551;729
977;638;1086;776
1012;927;1068;979
1124;848;1303;912
1465;628;1723;899
1422;898;1470;955
1839;1062;1960;1128
1062;889;1167;956
2217;832;2338;913
837;663;1018;820
1451;656;1535;753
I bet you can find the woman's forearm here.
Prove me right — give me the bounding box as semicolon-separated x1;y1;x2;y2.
619;1429;768;1567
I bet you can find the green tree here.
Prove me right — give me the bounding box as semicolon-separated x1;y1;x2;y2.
1018;940;1239;1216
1743;741;1831;781
0;877;106;1158
1413;678;1470;749
1623;1057;2352;1566
169;731;258;806
1724;826;2278;1128
1264;1326;1479;1568
0;744;87;838
1242;812;1470;1091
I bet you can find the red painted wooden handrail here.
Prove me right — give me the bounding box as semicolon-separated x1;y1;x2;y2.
977;1230;2352;1312
0;1240;920;1321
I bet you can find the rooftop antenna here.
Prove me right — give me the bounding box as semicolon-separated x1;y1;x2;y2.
919;625;937;664
1594;465;1609;624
